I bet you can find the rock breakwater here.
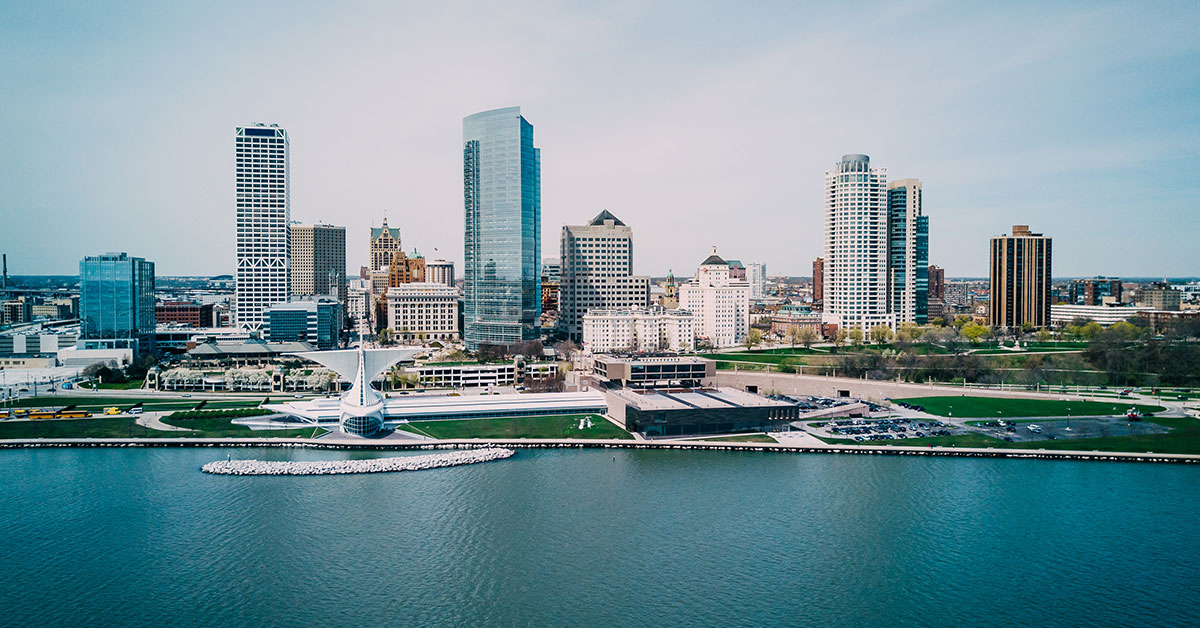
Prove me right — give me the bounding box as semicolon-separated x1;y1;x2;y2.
201;447;515;475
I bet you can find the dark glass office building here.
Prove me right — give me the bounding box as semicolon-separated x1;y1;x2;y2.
79;252;156;353
887;179;929;324
462;107;541;350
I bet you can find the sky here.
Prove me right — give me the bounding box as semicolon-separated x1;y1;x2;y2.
2;0;1198;279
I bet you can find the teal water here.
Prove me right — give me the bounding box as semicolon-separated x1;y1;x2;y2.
2;447;1198;627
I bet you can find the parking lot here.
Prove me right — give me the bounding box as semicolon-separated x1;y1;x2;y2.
804;416;972;442
972;417;1171;443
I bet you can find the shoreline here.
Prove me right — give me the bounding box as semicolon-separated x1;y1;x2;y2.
1;437;1197;465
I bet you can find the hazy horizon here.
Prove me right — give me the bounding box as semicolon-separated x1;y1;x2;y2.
3;1;1198;278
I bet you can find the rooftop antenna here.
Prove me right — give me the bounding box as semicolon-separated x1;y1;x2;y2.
2;254;7;291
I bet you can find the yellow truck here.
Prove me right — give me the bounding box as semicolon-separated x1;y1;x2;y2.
103;407;121;415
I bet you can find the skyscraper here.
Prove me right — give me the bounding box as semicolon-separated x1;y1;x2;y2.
927;264;946;320
822;154;893;332
989;225;1052;328
235;123;289;331
290;223;346;304
746;262;767;299
369;218;401;272
679;248;750;347
79;252;155;353
928;264;946;300
559;210;650;341
887;179;929;324
462;107;541;350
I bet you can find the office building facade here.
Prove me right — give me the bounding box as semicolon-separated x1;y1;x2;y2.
1066;277;1122;306
235;124;290;331
823;154;893;332
462;107;541;350
386;282;460;343
265;297;342;350
290;223;346;303
79;252;156;352
887;179;929;324
989;225;1052;328
1138;282;1182;311
559;210;650;341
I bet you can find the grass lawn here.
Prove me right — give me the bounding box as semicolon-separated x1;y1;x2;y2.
83;381;146;390
893;396;1164;418
0;416;321;439
7;396;262;412
402;414;634;440
816;416;1200;455
698;433;778;443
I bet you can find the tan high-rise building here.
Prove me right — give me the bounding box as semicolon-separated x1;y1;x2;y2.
369;218;401;272
989;225;1052;328
289;223;346;303
559;210;650;341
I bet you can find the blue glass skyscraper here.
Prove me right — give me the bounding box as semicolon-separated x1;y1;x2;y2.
887;179;929;324
462;107;541;350
79;252;156;353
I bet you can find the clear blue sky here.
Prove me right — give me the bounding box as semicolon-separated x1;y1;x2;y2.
2;0;1198;278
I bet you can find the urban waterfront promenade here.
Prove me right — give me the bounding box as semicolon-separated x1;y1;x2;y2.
2;436;1197;465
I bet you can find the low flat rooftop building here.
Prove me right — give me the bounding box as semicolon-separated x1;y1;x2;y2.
592;354;714;388
1050;304;1150;327
186;339;315;364
605;386;797;437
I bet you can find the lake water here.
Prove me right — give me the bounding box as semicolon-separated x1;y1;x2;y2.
2;447;1198;627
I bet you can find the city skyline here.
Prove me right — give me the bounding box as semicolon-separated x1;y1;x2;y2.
3;2;1199;278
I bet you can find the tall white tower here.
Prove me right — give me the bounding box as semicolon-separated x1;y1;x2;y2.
235;124;290;331
822;154;894;332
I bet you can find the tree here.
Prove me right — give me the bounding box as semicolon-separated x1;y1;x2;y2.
744;329;764;351
552;339;580;362
834;328;849;351
378;328;393;346
961;322;990;344
897;322;922;343
953;315;972;329
849;327;864;348
1036;328;1052;343
788;325;804;349
869;324;893;345
797;326;818;349
1080;321;1103;341
930;317;947;327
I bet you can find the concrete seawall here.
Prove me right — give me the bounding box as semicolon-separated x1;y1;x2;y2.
1;437;1197;465
201;447;515;476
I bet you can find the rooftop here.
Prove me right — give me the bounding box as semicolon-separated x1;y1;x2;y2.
588;209;626;226
608;386;792;411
